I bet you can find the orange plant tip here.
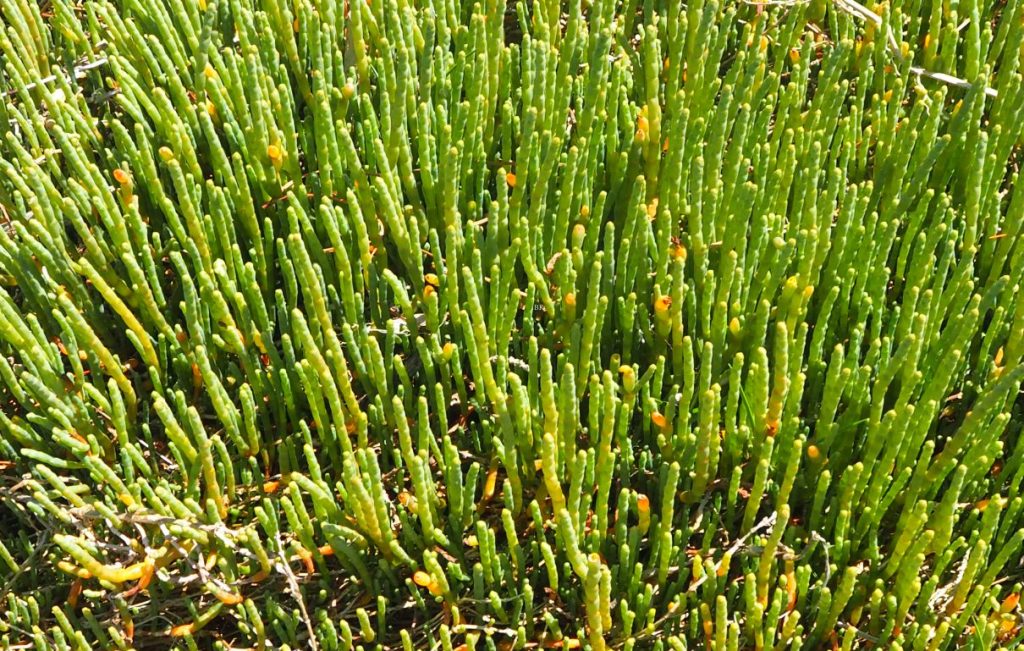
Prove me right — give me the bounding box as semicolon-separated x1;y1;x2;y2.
442;342;455;358
113;169;130;184
169;623;196;637
424;285;435;298
1001;593;1020;613
651;412;668;429
412;570;433;587
564;292;576;307
262;480;281;494
702;618;714;637
506;172;517;187
654;296;672;313
806;444;820;460
637;494;650;512
765;420;779;437
136;559;156;591
267;144;283;161
67;579;83;608
424;273;440;286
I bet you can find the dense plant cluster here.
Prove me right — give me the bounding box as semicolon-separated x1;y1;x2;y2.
1;0;1023;648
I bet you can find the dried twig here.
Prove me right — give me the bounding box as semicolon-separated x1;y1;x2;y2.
688;512;778;592
833;0;999;97
6;46;109;96
275;533;320;651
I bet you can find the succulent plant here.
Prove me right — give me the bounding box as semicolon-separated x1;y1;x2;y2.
1;0;1023;649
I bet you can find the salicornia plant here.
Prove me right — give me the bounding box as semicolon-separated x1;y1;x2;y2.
1;0;1023;649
